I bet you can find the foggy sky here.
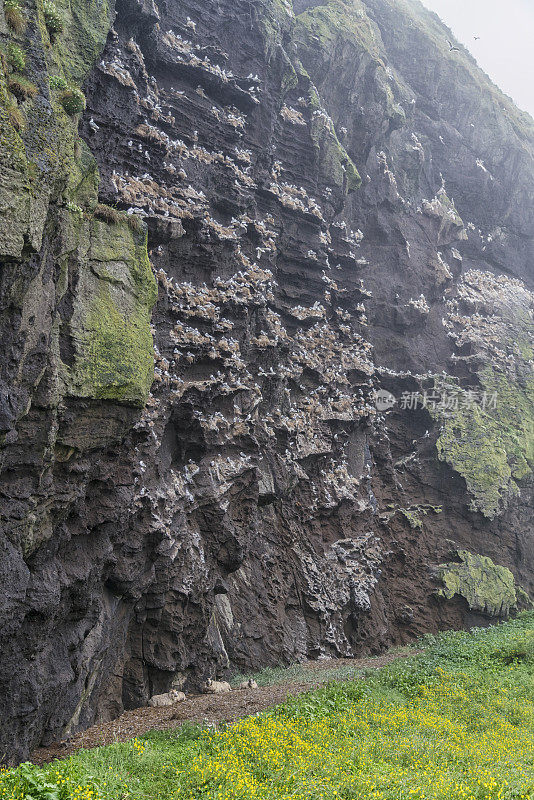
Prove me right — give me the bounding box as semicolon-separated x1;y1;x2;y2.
420;0;534;119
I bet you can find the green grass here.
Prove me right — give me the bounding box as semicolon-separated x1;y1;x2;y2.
3;615;534;799
230;662;364;688
230;646;414;687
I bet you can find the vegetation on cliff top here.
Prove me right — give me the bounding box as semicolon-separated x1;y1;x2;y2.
3;615;534;799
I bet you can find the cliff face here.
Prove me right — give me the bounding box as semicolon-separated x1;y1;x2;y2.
0;0;532;762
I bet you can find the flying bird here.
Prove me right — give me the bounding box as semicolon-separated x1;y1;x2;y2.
447;39;460;51
474;36;480;40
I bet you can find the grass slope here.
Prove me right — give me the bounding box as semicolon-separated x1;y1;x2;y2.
3;615;534;799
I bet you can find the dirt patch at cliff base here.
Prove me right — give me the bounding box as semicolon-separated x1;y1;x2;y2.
31;649;416;765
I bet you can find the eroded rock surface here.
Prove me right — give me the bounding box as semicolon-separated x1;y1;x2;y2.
0;0;532;762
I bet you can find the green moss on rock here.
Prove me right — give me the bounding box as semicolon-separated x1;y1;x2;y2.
81;283;154;404
294;0;415;186
297;1;380;55
256;0;294;60
437;551;525;617
281;60;298;94
398;504;442;529
58;85;85;115
67;138;100;208
0;0;158;408
7;43;26;73
430;370;533;519
0;56;27;170
66;219;157;406
41;0;112;83
308;92;361;192
295;3;373;192
0;0;114;256
431;269;534;518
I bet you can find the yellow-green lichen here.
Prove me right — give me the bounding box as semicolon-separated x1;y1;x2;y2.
437;551;526;617
430;370;534;519
431;269;534;518
80;283;154;404
397;504;443;529
400;508;423;529
67;219;157;406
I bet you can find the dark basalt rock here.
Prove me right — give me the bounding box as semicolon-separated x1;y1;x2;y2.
0;0;532;763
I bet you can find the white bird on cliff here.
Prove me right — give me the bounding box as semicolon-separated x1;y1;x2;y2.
89;117;99;133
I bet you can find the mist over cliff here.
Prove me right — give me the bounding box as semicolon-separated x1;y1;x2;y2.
0;0;532;762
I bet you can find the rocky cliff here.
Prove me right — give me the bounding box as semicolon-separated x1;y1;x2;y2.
0;0;532;762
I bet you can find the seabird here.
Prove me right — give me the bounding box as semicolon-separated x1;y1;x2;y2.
474;35;480;40
447;40;460;51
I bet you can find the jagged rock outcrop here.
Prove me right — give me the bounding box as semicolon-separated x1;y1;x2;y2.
0;0;532;762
